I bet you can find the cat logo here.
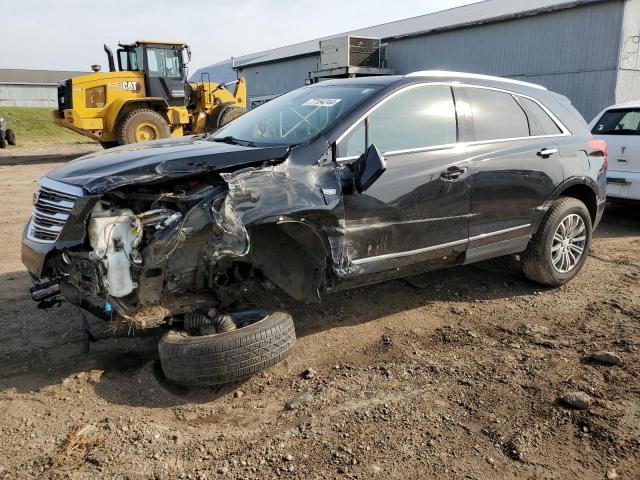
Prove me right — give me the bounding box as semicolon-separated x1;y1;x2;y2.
122;81;141;93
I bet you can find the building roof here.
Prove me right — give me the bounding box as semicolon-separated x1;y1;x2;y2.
0;69;87;85
189;59;237;84
233;0;604;68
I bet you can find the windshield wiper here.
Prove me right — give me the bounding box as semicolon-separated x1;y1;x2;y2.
211;135;256;147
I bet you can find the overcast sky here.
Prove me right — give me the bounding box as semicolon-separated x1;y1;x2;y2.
1;0;478;72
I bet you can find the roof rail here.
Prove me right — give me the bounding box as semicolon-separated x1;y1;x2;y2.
405;70;547;90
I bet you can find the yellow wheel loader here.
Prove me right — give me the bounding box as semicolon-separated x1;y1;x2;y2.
53;41;247;148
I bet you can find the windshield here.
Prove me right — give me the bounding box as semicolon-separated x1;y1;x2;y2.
212;84;382;146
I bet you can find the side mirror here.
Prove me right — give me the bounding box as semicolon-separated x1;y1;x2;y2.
354;144;386;193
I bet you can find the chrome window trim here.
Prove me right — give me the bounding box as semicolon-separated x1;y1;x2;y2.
335;81;571;162
350;224;531;265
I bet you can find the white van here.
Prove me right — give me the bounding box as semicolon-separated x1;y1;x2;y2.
590;102;640;201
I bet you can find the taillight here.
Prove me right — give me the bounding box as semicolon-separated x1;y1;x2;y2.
587;139;608;171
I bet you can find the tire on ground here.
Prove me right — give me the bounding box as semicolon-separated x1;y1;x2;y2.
158;311;296;386
118;109;170;145
0;133;5;149
5;129;16;146
521;196;592;286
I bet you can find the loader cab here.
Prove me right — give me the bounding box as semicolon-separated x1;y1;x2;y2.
116;41;190;107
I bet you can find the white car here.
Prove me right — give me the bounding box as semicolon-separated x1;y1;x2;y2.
590;102;640;201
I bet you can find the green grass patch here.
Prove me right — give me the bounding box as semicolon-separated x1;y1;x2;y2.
0;107;93;144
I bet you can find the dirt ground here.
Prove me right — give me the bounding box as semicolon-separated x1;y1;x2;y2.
0;143;638;480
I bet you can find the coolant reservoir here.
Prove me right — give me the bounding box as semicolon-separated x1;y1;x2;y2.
88;202;137;297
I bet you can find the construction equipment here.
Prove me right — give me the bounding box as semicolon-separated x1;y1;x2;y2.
53;41;246;148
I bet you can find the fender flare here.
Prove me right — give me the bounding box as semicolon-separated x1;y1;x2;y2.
532;176;600;232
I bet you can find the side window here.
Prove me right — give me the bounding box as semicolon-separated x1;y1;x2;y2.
592;109;640;135
465;88;529;141
517;96;562;136
337;122;365;158
337;85;457;158
368;85;457;154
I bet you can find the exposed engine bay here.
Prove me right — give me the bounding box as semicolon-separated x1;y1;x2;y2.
55;178;258;328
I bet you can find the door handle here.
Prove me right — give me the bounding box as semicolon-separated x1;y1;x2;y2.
440;166;468;181
537;147;559;158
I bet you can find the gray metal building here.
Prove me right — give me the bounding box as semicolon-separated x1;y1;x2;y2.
228;0;640;120
0;69;85;107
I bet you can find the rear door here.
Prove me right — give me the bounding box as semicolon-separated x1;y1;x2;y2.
454;86;565;261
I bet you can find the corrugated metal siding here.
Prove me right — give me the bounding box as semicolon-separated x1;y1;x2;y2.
238;56;319;104
0;84;58;107
237;1;627;119
384;1;623;119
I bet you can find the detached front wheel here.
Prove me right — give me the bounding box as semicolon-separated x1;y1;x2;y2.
158;311;296;386
521;197;592;286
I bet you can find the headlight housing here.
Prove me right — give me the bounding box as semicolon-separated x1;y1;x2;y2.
85;86;106;108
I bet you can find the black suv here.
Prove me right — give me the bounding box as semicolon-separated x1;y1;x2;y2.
22;71;606;386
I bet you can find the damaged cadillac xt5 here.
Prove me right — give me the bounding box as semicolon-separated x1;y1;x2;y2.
22;71;607;386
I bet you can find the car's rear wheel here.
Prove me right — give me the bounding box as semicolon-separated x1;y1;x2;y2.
158;311;296;386
5;129;16;146
521;197;592;286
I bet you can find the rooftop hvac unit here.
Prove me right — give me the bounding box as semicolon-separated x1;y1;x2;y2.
320;36;381;70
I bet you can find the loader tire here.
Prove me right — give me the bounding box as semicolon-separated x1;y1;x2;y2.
5;129;16;146
206;105;246;132
158;311;296;386
99;141;119;149
118;109;170;145
0;134;5;149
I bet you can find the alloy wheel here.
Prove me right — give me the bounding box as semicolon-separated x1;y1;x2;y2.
551;213;587;273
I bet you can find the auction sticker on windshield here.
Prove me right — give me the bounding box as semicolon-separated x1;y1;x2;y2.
303;98;342;107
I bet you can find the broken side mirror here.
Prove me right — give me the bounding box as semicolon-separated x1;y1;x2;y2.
354;144;386;193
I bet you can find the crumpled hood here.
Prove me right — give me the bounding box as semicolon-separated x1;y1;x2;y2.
47;135;289;194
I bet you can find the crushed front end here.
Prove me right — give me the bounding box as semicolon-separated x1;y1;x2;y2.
23;175;251;329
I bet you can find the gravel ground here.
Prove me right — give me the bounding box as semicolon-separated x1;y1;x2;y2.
0;145;638;479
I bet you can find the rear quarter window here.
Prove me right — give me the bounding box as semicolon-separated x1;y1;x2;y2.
516;96;563;136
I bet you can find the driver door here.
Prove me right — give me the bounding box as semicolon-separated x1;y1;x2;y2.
338;84;471;275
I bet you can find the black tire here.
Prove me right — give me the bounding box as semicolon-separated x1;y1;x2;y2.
117;109;170;145
99;141;119;149
0;134;5;149
521;197;592;286
5;129;16;146
158;311;296;386
206;105;246;132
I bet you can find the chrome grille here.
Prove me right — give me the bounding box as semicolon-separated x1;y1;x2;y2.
27;178;83;243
